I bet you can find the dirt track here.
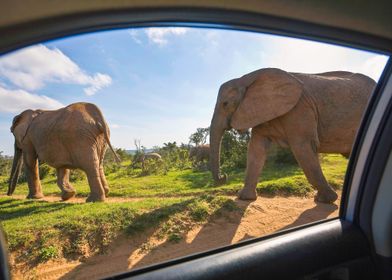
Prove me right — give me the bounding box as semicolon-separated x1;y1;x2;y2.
10;193;340;280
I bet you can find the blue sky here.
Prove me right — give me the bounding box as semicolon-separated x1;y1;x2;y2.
0;27;389;155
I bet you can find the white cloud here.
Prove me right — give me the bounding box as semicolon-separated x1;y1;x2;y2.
0;86;64;113
128;30;142;45
83;73;113;96
261;37;388;81
0;44;112;95
264;38;353;73
145;27;188;46
360;55;389;81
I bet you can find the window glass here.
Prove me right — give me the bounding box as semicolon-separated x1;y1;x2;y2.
0;27;388;279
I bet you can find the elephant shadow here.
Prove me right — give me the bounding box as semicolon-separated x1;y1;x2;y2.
133;199;251;270
278;202;339;231
177;170;245;190
0;198;72;221
60;199;251;279
59;198;199;280
58;199;337;279
178;171;214;189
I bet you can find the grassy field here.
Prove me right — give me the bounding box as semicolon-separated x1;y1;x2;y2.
0;154;347;266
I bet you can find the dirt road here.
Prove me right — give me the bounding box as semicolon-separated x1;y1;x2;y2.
10;194;340;279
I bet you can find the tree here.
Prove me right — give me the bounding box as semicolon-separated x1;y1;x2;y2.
189;127;209;146
221;130;250;170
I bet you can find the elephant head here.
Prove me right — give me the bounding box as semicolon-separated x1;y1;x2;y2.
209;68;303;185
7;109;42;195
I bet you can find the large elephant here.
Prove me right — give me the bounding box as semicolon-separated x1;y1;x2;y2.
210;68;375;203
8;102;119;202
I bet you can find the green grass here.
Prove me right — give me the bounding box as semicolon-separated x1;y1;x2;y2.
0;154;348;265
0;195;234;264
0;155;346;198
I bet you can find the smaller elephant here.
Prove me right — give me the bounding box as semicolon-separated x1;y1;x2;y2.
132;152;162;168
8;102;119;202
189;145;210;164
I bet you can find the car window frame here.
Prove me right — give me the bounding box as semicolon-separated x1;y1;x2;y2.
0;6;391;280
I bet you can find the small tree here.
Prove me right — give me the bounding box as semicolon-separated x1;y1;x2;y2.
157;142;191;171
220;130;250;170
189;127;209;146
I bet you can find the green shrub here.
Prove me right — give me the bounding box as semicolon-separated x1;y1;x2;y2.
69;169;86;182
221;130;249;171
140;159;167;176
167;233;182;243
156;142;192;171
105;162;121;174
38;245;58;261
268;145;298;166
189;201;210;222
18;162;55;183
39;163;55;180
0;152;12;176
104;148;131;164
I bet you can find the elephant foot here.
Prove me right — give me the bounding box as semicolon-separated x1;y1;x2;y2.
27;193;44;199
61;190;76;201
103;187;109;196
315;189;338;204
86;195;106;203
238;187;257;201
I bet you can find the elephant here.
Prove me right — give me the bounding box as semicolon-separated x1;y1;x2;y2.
189;145;210;164
132;152;162;168
7;102;120;202
210;68;376;203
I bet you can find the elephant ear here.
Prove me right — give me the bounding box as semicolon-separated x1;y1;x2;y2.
231;69;303;130
10;114;22;133
11;110;41;143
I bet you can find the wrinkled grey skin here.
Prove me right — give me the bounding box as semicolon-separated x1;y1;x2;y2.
8;102;119;202
189;145;210;164
210;68;375;203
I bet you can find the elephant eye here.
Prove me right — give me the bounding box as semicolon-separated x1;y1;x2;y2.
223;101;228;107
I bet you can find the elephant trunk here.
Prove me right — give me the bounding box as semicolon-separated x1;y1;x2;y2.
7;142;23;196
209;116;228;185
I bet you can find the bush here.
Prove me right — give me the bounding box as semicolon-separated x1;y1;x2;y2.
156;142;192;171
0;152;12;176
221;130;250;171
268;144;297;166
140;159;167;176
39;163;54;180
105;162;122;175
18;162;55;183
69;169;86;182
38;245;59;261
189;201;210;222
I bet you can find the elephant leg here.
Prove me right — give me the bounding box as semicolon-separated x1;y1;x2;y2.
99;165;109;196
81;152;106;202
290;142;338;203
85;169;106;202
23;152;44;199
56;168;76;201
239;134;270;200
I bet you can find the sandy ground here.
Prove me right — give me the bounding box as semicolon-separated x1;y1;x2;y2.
8;193;340;280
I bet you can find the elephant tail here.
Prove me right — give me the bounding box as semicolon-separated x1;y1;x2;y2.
97;121;121;163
